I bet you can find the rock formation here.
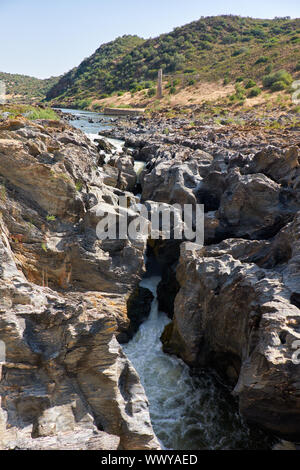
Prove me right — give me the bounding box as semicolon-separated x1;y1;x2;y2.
0;117;160;450
1;110;299;448
107;116;300;441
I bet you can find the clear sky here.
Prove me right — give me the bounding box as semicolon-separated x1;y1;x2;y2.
1;0;299;79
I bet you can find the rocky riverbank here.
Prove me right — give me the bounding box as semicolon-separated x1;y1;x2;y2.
104;115;300;440
0;110;299;449
0;116;159;450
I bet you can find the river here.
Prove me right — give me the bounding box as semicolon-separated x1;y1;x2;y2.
61;108;273;450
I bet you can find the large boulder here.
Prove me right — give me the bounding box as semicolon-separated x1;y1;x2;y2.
247;146;299;183
162;213;300;439
218;168;298;239
141;159;201;206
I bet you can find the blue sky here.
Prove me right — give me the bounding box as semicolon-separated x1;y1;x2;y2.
1;0;299;79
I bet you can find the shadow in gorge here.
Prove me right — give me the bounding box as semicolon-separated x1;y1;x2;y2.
123;246;277;450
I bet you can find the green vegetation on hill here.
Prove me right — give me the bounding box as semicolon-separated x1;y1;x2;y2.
46;15;300;106
46;35;145;101
0;104;59;120
0;72;59;103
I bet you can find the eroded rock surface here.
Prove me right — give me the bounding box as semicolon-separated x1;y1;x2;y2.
1;111;300;447
0;117;159;450
105;116;300;440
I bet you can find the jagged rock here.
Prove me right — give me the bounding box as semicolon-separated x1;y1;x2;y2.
106;154;137;192
162;213;300;439
6;429;120;450
100;114;300;443
142;160;201;206
95;137;115;154
247;146;299;183
218;168;297;239
0;117;160;451
119;286;154;343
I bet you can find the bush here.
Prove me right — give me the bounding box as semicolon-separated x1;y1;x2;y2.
245;79;257;89
248;86;262;97
255;56;269;65
270;80;288;92
147;88;156;97
265;64;273;74
295;62;300;72
235;77;244;83
232;47;249;56
184;68;196;74
263;69;293;89
26;108;59;120
223;77;230;85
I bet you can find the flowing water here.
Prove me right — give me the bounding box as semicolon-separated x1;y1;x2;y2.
62;108;273;450
123;273;272;450
56;107;115;135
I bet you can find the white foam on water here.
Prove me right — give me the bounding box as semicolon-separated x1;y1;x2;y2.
86;133;124;153
123;276;272;450
61;108;272;450
134;161;146;179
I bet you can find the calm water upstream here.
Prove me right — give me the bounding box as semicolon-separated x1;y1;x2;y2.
61;108;273;450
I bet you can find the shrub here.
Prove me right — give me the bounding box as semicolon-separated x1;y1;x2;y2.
245;79;257;89
75;181;83;192
223;77;230;85
235;84;246;98
92;103;102;111
263;70;293;89
236;77;244;83
169;86;176;95
295;62;300;72
232;47;249;56
255;56;269;65
265;64;273;74
270;80;288;92
188;79;195;86
147;88;156;97
27;108;59;120
248;86;262;97
74;98;92;109
184;68;196;74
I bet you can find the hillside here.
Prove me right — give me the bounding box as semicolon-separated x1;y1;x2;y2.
46;35;145;106
45;15;300;109
0;72;59;103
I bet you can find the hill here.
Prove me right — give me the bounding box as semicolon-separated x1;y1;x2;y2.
46;35;145;106
0;72;59;103
45;15;300;109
